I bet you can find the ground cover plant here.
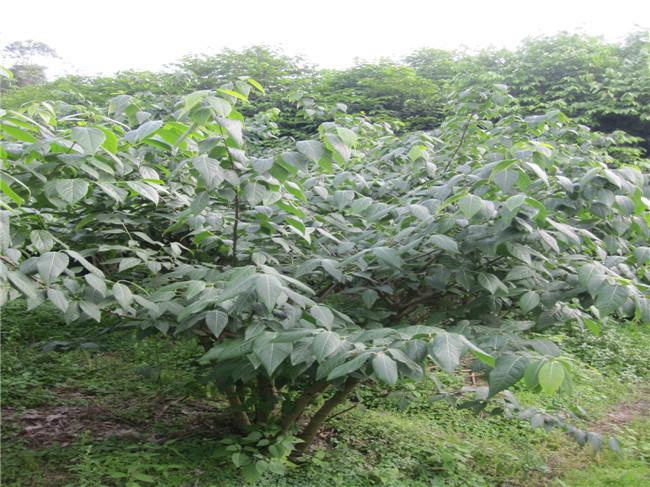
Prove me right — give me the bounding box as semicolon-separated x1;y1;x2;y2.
1;303;649;486
1;32;649;485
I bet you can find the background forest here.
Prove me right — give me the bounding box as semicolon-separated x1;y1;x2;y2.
1;31;649;486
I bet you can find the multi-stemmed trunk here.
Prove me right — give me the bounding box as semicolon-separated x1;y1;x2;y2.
217;373;360;456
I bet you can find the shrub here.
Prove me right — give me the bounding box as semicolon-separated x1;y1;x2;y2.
1;80;648;479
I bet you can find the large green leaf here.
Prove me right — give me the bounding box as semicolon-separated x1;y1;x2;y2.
325;134;351;163
207;96;232;117
243;181;268;205
296;140;325;164
519;291;540;313
37;252;69;284
206;310;229;338
311;305;334;328
7;271;39;300
220;118;244;146
372;353;398;385
118;257;141;272
327;352;372;381
254;333;292;375
112;282;134;310
488;354;529;397
256;274;283;310
47;288;69;312
85;273;106;296
96;182;127;203
71;126;105;154
312;331;341;361
458;194;482;218
192;156;224;189
127;181;159;205
478;273;507;295
0;122;36;142
201;339;252;362
55;179;89;205
336;127;357;147
373;247;402;269
429;234;459;253
523;359;545;390
538;361;565;393
428;332;466;372
30;230;55;254
333;190;355;210
217;269;256;302
124;120;162;143
633;247;650;264
80;301;101;322
0;179;25;205
578;263;606;297
595;283;628;315
66;250;105;278
0;212;10;251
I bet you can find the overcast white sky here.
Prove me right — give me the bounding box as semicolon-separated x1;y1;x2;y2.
2;0;649;76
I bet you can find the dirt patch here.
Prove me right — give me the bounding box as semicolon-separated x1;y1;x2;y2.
590;384;650;434
2;404;152;447
1;389;233;448
535;382;650;486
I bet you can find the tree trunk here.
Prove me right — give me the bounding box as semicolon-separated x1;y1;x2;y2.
280;380;329;432
236;382;246;404
256;374;278;424
197;332;213;352
292;378;359;457
225;385;251;430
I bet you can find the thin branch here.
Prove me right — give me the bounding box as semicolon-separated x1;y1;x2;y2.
214;122;242;266
318;282;338;299
395;290;444;321
377;289;399;307
172;122;197;155
232;193;240;263
480;255;505;270
443;115;473;173
325;403;357;422
404;248;440;263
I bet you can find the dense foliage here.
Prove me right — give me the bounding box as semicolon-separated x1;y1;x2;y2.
1;31;649;482
3;32;648;149
318;62;443;130
407;32;650;153
2;76;649;474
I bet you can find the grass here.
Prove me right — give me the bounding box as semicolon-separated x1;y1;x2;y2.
1;301;649;486
558;417;650;486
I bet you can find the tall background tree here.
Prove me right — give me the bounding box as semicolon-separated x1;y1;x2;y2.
0;39;59;88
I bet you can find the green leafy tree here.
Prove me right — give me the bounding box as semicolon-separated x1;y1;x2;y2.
408;32;650;155
1;81;648;480
318;62;444;130
497;32;650;152
404;48;460;83
174;46;323;143
174;46;313;93
1;70;192;112
1;40;59;88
